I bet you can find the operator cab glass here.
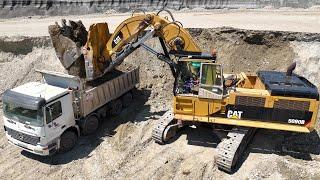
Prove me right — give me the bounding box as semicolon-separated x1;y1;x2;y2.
199;63;224;99
3;102;44;127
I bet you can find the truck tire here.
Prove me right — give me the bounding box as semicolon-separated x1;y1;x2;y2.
110;99;123;116
59;131;77;153
82;115;99;135
121;92;133;107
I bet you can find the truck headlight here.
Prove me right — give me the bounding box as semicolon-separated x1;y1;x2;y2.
34;150;43;154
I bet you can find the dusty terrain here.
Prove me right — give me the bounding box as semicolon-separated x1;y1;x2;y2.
0;10;320;180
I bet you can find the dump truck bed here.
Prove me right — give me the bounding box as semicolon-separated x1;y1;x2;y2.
39;67;139;118
80;68;139;117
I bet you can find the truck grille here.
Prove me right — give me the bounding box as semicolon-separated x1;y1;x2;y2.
5;127;40;146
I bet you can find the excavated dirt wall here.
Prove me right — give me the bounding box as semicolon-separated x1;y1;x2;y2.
1;0;320;18
0;27;320;179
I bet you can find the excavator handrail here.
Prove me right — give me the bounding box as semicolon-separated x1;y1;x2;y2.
156;9;176;22
131;9;146;17
159;21;183;44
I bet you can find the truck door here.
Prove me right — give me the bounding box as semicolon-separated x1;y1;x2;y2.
44;100;66;143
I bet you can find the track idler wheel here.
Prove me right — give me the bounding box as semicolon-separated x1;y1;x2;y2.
152;110;179;144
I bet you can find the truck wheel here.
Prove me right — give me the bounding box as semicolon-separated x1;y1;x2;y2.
83;115;99;135
121;92;133;107
59;131;77;153
110;99;122;116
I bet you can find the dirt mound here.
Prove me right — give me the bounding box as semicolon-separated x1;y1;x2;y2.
0;27;320;179
0;36;64;102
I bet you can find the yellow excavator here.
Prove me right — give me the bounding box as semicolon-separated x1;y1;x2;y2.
48;10;319;173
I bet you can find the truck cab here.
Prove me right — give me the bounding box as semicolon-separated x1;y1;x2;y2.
3;68;139;156
3;82;76;155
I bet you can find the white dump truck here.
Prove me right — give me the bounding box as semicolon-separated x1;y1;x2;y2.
2;68;139;155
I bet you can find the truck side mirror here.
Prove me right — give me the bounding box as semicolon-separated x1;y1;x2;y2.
46;107;53;123
47;107;53;115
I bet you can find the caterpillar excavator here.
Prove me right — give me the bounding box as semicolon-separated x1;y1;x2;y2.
48;10;319;173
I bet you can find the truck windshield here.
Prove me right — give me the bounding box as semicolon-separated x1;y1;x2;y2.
3;102;44;127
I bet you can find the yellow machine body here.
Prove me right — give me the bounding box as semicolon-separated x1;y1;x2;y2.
174;64;319;133
49;12;319;134
84;13;203;78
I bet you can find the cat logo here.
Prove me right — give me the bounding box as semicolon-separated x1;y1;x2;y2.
112;31;123;48
113;35;121;45
227;110;243;119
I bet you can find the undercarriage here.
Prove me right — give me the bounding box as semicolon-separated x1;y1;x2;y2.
151;114;257;173
152;60;319;173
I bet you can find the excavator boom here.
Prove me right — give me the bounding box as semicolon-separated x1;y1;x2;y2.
48;10;215;81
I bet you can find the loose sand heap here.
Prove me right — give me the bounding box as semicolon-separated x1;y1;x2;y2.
0;27;320;179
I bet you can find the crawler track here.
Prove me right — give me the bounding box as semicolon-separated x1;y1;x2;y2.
152;110;176;144
217;127;257;173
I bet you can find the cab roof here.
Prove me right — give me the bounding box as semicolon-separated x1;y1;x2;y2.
11;82;68;102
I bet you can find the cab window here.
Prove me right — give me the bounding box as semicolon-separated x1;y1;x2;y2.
45;101;62;123
200;63;222;92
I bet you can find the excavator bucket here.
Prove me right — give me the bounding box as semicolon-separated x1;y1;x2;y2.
48;20;113;81
48;19;88;78
84;23;112;80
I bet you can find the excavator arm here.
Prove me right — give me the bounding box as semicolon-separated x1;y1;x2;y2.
106;11;202;54
48;10;216;81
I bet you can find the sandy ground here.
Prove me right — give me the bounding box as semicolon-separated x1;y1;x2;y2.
0;10;320;180
0;9;320;37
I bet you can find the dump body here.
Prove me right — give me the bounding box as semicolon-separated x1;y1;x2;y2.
40;68;139;118
79;68;139;117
